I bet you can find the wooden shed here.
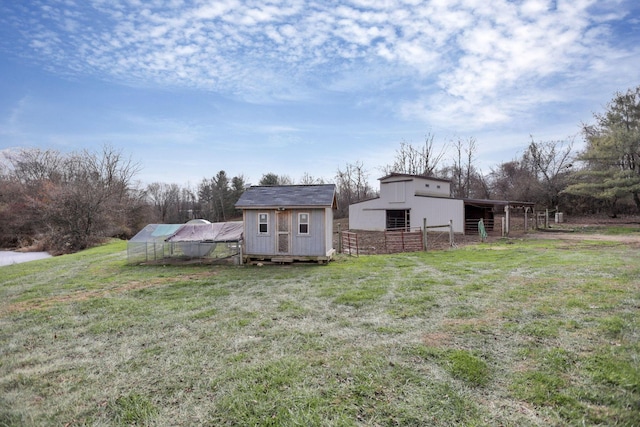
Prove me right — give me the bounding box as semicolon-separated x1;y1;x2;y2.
235;184;337;263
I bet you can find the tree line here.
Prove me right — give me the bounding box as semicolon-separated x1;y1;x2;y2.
383;86;640;216
1;85;638;253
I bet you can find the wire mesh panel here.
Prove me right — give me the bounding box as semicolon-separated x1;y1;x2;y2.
127;224;182;263
127;222;243;264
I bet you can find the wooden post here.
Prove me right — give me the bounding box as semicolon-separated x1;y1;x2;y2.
337;223;342;254
349;234;360;257
449;219;454;246
504;205;510;236
501;217;506;237
423;218;427;251
545;209;549;228
524;207;529;233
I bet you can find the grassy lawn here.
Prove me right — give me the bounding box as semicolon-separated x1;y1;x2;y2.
1;236;639;426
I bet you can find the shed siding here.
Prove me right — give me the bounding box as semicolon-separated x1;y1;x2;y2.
291;209;326;256
243;210;277;255
325;207;334;255
243;208;332;257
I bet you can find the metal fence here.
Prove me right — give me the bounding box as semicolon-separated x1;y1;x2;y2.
341;231;360;256
385;228;424;252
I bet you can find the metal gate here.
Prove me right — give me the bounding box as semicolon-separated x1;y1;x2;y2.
341;231;359;256
385;228;424;253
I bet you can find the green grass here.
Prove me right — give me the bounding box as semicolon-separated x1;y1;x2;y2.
1;237;639;426
545;223;640;236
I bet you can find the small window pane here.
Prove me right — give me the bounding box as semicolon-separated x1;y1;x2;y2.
258;213;268;234
298;213;309;235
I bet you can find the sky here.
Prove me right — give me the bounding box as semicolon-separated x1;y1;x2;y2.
1;0;639;188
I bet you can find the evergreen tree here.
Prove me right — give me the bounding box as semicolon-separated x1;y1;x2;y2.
565;86;640;215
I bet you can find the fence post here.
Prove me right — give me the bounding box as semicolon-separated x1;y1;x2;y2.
504;205;510;236
423;218;427;251
449;219;454;246
349;234;360;258
338;223;342;254
545;209;549;228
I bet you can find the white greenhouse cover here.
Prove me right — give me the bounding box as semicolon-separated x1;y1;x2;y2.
166;221;243;243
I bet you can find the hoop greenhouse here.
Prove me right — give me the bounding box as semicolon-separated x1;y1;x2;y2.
127;220;243;264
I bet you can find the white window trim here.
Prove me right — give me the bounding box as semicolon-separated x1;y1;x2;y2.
258;212;269;235
298;212;310;235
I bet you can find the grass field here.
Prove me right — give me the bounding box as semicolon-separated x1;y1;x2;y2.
1;234;639;426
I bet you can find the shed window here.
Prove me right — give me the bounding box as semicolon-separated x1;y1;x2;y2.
258;213;269;234
298;213;309;235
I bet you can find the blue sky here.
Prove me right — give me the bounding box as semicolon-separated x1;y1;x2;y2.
1;0;639;188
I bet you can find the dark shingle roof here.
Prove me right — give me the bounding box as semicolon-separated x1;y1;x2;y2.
235;184;337;209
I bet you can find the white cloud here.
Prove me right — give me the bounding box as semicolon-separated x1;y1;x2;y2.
1;0;637;130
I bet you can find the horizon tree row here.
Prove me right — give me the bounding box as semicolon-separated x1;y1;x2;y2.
1;85;638;252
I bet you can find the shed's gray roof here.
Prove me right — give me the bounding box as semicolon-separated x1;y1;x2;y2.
235;184;337;209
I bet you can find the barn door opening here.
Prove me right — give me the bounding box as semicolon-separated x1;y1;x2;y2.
386;209;410;231
276;210;291;254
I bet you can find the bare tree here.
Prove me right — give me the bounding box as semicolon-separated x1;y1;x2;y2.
147;182;183;223
6;145;142;252
488;160;537;202
335;161;375;218
524;137;575;208
447;137;477;198
298;173;325;185
7;148;65;185
382;133;447;177
48;145;140;250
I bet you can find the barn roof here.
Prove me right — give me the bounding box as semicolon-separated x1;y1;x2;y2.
463;198;535;208
235;184;337;209
379;173;451;183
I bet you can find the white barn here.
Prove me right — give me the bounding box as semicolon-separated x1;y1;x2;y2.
349;173;534;234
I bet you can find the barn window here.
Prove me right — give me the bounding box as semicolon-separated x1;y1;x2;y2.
258;213;269;234
386;209;410;230
298;213;309;235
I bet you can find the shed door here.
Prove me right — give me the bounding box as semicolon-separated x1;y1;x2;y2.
276;211;291;254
